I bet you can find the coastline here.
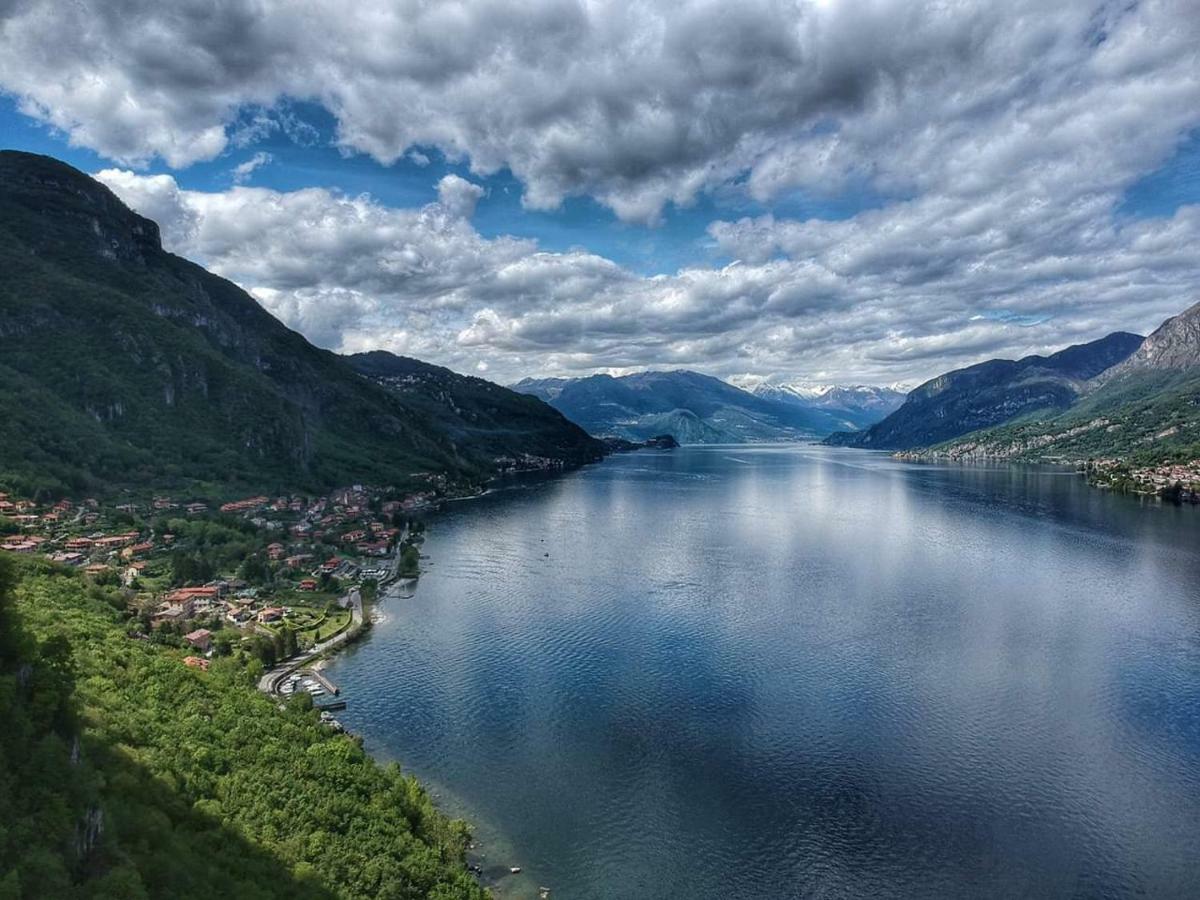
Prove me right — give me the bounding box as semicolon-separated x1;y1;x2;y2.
313;491;557;897
252;458;610;894
891;448;1200;504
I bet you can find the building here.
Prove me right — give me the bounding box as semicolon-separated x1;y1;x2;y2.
184;628;212;652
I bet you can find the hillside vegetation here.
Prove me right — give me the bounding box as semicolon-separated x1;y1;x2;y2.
0;554;485;899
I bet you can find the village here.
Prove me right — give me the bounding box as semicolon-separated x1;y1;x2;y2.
0;483;431;684
1084;457;1200;502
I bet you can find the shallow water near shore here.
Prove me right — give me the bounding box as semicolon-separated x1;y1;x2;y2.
326;445;1200;899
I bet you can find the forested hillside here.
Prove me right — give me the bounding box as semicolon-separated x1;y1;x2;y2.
0;555;485;899
346;351;604;467
0;151;596;498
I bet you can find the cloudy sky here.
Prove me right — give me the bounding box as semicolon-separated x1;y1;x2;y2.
2;0;1199;388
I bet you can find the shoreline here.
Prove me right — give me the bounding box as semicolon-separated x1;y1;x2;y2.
252;460;611;894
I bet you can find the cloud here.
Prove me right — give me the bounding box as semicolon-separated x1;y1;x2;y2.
5;1;1198;223
231;151;273;184
436;174;485;219
10;1;1200;386
95;168;1200;387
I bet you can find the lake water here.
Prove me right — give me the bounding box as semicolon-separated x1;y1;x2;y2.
325;445;1200;899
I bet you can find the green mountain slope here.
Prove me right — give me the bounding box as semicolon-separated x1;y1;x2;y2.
920;302;1200;464
0;151;591;497
345;351;605;467
825;331;1143;450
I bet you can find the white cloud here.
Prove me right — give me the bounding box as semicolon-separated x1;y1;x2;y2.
4;1;1197;223
95;169;1200;387
436;174;485;219
8;0;1197;386
231;151;273;184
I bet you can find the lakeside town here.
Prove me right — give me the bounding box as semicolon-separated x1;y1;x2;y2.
0;483;433;688
1084;457;1200;503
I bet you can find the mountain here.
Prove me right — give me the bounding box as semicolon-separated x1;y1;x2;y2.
920;302;1200;465
749;382;906;430
344;351;604;468
0;151;595;496
825;331;1144;451
513;370;860;443
1095;301;1200;380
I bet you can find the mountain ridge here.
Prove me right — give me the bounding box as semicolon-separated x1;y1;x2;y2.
512;369;894;442
913;302;1200;466
825;331;1143;451
345;350;605;468
0;150;598;496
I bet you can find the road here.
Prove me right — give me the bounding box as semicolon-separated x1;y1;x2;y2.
256;588;363;694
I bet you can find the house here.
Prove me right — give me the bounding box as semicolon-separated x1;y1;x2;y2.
285;553;313;569
267;542;286;561
219;496;268;514
121;541;154;560
163;586;220;611
1;540;35;553
298;578;318;591
257;607;285;624
94;532;138;550
183;656;210;671
65;536;95;552
184;628;212;651
319;556;342;574
152;603;190;626
152;586;218;623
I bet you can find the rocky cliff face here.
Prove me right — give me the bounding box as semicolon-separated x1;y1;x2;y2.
1097;301;1200;378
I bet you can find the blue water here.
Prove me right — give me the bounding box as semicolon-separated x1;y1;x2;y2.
326;446;1200;898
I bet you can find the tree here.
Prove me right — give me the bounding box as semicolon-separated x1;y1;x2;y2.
238;554;269;585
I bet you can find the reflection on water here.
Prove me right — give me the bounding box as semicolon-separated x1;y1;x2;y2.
327;446;1200;899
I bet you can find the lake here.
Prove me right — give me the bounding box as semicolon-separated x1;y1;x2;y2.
325;445;1200;899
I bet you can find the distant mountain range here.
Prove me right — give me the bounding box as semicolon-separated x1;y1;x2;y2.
825;331;1144;450
513;371;900;443
0;151;600;496
746;382;906;429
